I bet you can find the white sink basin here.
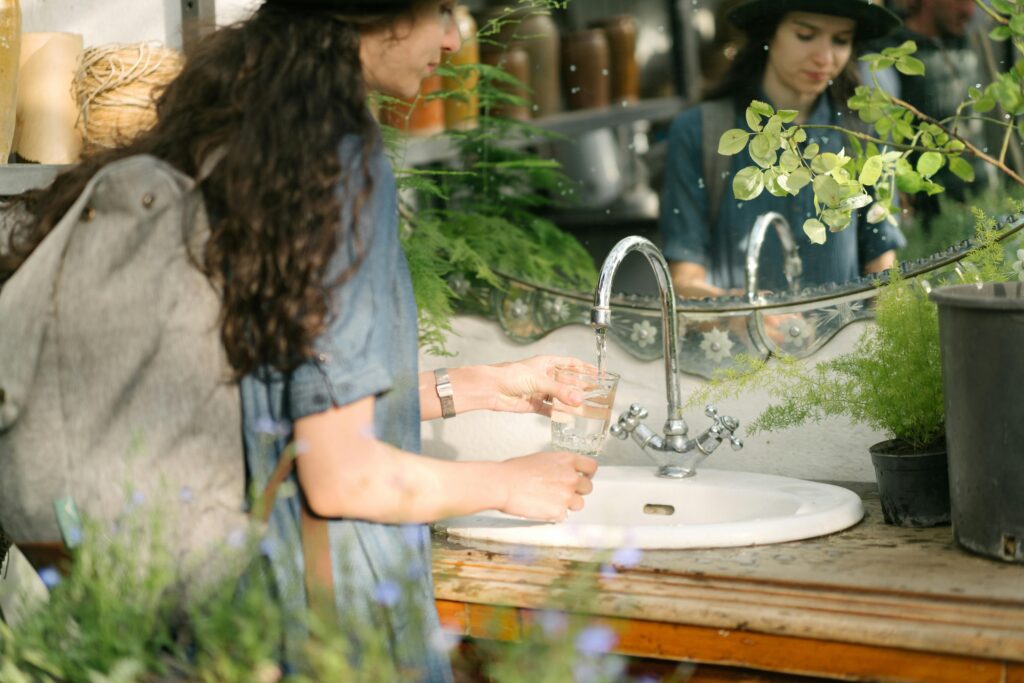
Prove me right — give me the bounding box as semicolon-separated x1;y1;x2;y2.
438;466;864;549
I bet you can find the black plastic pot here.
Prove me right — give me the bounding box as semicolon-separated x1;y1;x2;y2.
869;440;950;527
930;282;1024;563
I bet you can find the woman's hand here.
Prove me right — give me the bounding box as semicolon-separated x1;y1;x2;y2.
497;451;598;522
487;355;595;416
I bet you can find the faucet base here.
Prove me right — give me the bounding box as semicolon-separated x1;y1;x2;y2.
657;465;695;479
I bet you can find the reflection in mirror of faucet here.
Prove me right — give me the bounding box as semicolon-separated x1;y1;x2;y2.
746;212;803;303
591;236;744;478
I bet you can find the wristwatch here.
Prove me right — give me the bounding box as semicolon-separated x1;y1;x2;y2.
434;368;456;419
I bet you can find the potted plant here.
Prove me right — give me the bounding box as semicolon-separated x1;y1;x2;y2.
709;266;950;527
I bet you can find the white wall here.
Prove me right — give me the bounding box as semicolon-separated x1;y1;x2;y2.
20;0;257;50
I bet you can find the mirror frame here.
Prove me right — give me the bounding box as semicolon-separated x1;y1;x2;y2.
451;214;1024;378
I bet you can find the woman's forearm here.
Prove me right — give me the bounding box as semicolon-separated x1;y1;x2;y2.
297;432;507;523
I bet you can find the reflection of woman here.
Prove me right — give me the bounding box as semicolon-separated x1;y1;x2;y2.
661;0;906;299
2;1;598;678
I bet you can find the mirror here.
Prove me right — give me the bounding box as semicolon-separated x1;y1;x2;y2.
426;0;1024;377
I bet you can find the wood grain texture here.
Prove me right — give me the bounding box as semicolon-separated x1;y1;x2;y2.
431;489;1024;680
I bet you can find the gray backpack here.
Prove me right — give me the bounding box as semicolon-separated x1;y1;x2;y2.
0;155;248;570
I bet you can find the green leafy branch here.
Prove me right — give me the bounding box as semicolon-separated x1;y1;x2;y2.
718;25;1024;246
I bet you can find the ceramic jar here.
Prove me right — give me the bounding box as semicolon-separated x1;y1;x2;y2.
589;15;639;104
561;29;610;111
442;5;479;130
0;0;20;163
517;11;561;118
480;42;532;121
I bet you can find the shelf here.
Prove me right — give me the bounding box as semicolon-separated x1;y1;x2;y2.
394;95;685;167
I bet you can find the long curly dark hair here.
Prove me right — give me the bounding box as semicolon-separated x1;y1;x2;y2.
1;2;425;376
704;12;860;110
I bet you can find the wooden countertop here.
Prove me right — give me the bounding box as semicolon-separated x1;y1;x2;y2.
431;483;1024;682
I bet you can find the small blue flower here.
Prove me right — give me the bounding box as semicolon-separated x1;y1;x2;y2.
611;546;642;569
131;490;146;506
255;415;290;437
406;560;427;581
179;486;194;504
66;526;83;548
373;580;402;607
259;536;276;557
575;624;617;656
39;566;61;589
535;610;568;637
227;528;247;549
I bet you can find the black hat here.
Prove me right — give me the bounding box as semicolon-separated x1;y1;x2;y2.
728;0;901;41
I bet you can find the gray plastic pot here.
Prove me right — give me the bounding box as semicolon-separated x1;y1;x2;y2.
930;282;1024;563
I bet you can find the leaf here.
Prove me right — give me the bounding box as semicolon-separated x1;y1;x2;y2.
1011;13;1024;35
803;218;827;245
779;148;802;172
859;155;884;186
764;167;789;197
821;208;854;231
749;133;776;168
732;166;765;200
745;108;763;131
802;142;820;159
895;56;926;76
812;175;842;205
777;109;799;123
787;167;812;192
793;128;808;143
948;156;975;182
749;100;774;117
990;25;1013;42
916;151;945;178
896;169;923;193
718;129;750;155
991;0;1013;14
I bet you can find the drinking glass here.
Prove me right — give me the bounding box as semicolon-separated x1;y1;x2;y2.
549;365;620;456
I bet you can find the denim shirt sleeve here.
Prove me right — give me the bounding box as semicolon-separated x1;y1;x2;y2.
286;139;399;420
659;107;710;265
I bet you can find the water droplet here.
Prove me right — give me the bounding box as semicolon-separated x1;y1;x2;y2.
602;68;609;76
570;64;577;72
763;44;769;51
571;86;580;94
673;208;681;214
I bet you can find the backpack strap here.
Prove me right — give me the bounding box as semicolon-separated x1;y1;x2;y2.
256;451;336;619
700;98;736;231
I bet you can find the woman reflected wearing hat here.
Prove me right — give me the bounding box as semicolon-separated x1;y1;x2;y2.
661;0;907;299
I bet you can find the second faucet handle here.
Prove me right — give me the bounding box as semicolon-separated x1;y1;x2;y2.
705;405;744;451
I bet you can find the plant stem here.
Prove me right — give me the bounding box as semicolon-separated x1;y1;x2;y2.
974;0;1007;25
891;95;1024;186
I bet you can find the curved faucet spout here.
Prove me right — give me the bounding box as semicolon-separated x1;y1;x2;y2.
593;236;744;478
591;236;684;424
745;212;802;303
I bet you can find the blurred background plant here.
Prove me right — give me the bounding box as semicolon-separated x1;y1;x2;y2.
378;0;598;355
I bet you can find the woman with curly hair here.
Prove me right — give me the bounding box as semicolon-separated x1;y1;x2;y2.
1;1;596;678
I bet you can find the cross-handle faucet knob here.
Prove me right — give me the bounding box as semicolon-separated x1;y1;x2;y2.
701;405;744;453
610;403;649;440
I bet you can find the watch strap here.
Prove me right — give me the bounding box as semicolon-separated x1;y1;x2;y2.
434;368;456;419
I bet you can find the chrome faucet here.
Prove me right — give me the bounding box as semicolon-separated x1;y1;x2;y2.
591;236;743;479
745;212;802;303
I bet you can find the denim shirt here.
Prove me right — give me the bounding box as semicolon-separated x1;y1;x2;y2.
660;93;906;292
239;133;451;682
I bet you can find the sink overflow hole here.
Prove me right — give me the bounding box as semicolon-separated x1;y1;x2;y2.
643;504;675;516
